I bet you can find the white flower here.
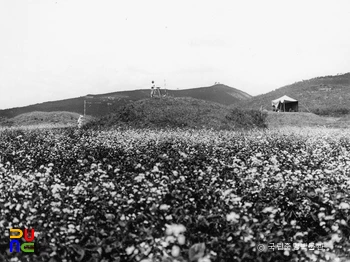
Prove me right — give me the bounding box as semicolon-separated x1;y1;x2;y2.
90;197;98;202
331;233;342;242
318;212;325;220
159;204;170;211
151;166;159;172
105;213;115;221
262;207;277;213
165;235;176;243
165;224;186;236
226;212;240;223
244;202;253;208
134;173;145;182
171;245;180;257
222;189;233;198
331;224;339;232
198;256;211;262
126;246;135;255
178;234;186;245
339;202;350;209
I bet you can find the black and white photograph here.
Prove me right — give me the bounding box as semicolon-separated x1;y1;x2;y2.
1;0;350;261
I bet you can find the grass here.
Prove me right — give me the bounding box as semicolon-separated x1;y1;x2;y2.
265;111;350;128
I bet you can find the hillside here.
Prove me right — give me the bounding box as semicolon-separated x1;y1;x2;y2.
0;111;95;127
266;111;345;127
0;84;251;119
238;73;350;115
166;84;251;104
86;97;266;130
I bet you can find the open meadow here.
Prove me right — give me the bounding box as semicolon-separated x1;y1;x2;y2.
0;126;350;262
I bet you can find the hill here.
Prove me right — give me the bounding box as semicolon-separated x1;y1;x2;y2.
0;111;94;127
166;84;251;104
86;97;266;130
0;84;251;119
238;73;350;115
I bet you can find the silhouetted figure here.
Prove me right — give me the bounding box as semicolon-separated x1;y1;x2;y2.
151;81;155;98
156;86;161;97
78;115;84;129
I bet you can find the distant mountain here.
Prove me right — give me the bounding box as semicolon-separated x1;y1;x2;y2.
167;84;252;104
238;73;350;115
0;84;251;118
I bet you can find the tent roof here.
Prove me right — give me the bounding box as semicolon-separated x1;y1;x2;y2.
272;95;298;105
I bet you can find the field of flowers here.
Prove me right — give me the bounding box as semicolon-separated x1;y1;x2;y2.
0;127;350;262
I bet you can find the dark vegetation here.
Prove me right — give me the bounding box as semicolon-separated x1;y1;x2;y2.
311;107;350;117
225;108;267;129
0;117;14;127
85;97;267;130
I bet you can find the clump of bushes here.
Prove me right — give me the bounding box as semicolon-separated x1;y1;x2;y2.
0;117;14;127
225;108;268;128
85;98;268;130
312;107;350;117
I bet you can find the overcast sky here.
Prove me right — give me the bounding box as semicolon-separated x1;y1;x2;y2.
0;0;349;109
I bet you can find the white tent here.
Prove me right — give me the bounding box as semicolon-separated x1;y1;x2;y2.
272;95;298;112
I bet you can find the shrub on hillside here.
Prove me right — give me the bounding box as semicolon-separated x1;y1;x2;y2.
85;99;269;130
225;108;267;128
85;99;268;130
312;107;350;117
0;117;14;127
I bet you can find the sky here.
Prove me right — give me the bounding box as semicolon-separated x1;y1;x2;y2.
0;0;350;109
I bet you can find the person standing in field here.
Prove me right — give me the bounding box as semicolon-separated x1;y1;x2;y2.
151;81;155;98
77;115;84;129
156;85;161;97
